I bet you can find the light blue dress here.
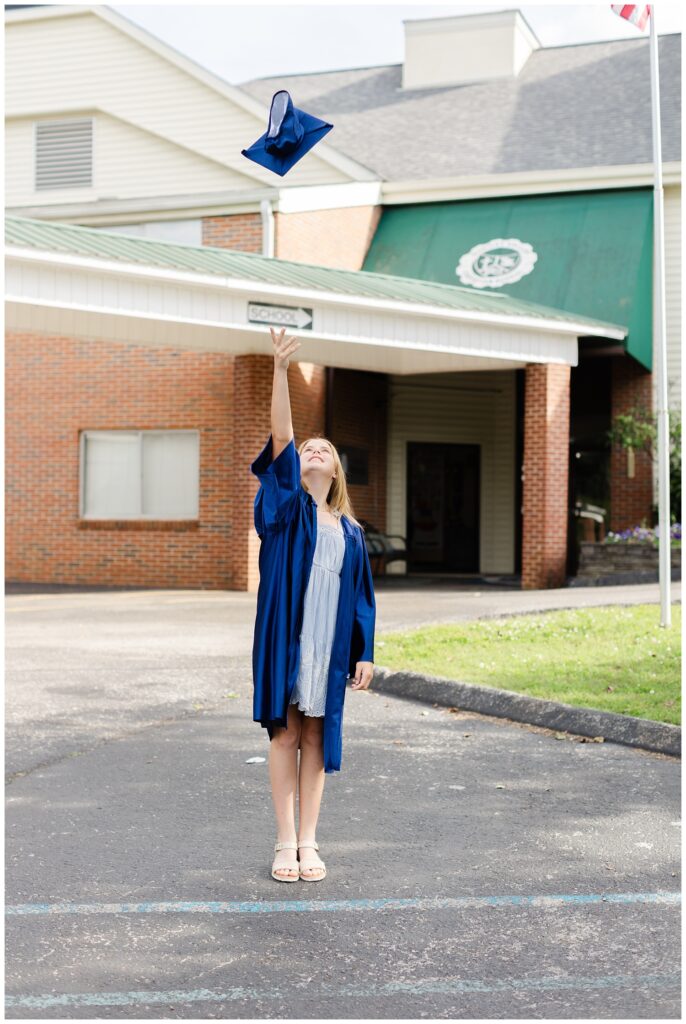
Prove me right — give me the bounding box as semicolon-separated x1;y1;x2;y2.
251;434;376;773
290;516;345;717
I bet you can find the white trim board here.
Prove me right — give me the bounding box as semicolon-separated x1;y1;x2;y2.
6;244;626;349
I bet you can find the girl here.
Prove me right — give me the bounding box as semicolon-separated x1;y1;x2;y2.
250;326;376;884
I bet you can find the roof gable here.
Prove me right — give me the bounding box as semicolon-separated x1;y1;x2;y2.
5;4;377;186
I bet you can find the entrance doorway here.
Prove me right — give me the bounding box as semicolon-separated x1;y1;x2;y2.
406;441;480;572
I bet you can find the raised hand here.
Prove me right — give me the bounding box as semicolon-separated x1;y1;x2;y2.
270;326;301;371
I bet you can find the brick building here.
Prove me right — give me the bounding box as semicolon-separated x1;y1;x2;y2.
5;5;682;591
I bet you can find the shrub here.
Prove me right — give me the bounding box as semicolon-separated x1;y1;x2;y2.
607;405;681;525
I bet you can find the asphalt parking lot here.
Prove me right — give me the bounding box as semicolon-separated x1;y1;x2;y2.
5;581;681;1019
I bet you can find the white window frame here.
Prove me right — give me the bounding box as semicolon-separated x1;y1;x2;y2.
79;429;200;521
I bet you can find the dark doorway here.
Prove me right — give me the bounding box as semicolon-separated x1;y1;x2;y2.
406;441;480;572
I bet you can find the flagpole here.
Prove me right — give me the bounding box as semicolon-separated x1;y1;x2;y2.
648;4;671;627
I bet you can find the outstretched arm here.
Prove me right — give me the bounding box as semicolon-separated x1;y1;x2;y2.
270;327;301;460
250;327;303;536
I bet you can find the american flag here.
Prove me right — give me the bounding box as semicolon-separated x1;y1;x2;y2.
610;5;651;31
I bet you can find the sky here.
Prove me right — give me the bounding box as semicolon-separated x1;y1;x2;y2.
113;2;684;85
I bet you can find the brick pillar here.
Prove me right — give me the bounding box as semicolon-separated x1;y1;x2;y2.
521;363;571;590
231;354;326;593
232;355;272;593
609;355;654;530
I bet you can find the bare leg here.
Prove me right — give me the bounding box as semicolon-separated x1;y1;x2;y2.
297;714;327;878
269;702;302;878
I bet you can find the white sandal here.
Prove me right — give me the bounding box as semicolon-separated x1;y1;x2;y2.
271;840;299;882
297;840;326;882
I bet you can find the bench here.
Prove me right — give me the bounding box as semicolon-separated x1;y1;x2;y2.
358;521;408;577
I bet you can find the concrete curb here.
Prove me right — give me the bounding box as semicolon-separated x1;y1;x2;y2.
371;666;680;758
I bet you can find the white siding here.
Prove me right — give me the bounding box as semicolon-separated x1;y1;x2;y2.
7;113;255;206
5;12;348;208
650;184;681;508
387;370;517;575
662;185;681;413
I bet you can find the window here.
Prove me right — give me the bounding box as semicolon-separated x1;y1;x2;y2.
35;118;93;190
80;431;200;520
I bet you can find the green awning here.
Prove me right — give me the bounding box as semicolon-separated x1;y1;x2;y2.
363;188;653;370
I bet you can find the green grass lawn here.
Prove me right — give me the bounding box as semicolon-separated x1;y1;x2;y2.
375;603;681;726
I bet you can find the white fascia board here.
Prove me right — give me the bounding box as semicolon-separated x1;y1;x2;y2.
7;105;97;120
15;165;677;223
5;298;573;368
6;189;280;223
381;162;682;204
276;182;383;213
6;245;628;341
8;167;679;224
5;182;382;222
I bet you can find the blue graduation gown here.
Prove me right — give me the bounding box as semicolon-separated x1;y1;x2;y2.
250;433;376;774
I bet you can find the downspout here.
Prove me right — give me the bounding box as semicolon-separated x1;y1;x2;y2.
260;199;274;258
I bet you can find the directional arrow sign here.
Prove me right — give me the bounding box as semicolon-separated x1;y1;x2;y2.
248;301;313;330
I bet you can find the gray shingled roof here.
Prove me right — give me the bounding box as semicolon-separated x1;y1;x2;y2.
238;35;680;181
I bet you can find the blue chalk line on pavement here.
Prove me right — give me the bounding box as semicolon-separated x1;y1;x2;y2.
5;973;681;1010
5;891;680;915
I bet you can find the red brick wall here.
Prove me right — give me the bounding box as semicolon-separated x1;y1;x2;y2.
609;355;654;529
330;369;388;531
202;213;262;252
6;330;234;589
275;206;382;269
6;334;327;592
521;363;571;589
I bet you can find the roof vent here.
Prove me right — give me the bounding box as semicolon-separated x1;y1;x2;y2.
402;9;541;90
35;117;93;190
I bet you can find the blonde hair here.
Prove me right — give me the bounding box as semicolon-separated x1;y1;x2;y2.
297;435;363;530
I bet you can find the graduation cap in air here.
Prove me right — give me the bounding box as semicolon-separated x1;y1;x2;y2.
241;90;333;177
